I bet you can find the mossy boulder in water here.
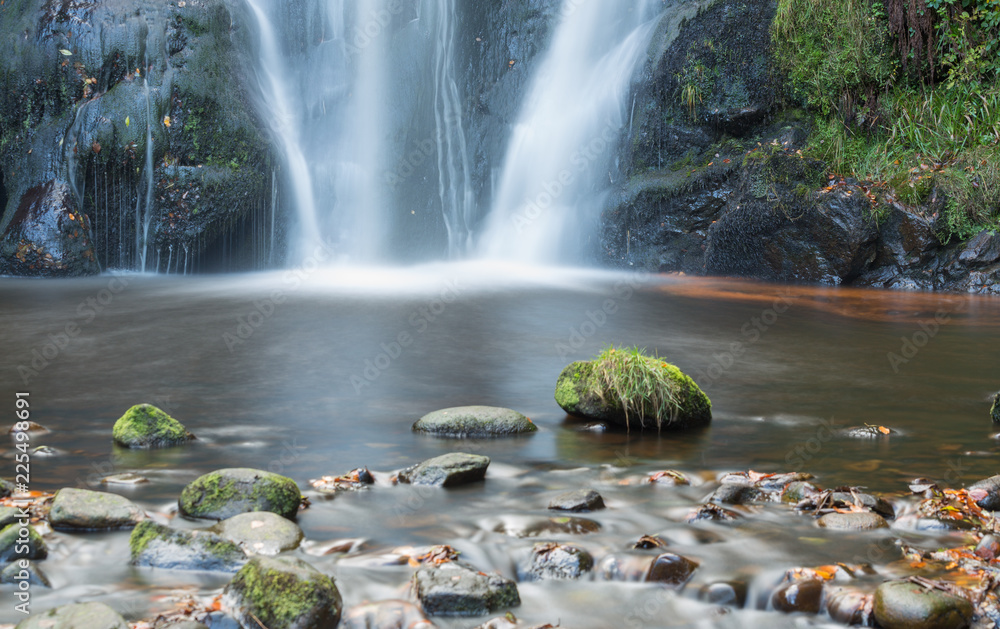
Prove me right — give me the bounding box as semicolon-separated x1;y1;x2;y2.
129;520;247;573
179;468;301;520
15;602;128;629
0;523;46;562
112;404;192;449
413;406;538;437
554;347;711;430
992;392;1000;423
223;556;343;629
49;487;144;530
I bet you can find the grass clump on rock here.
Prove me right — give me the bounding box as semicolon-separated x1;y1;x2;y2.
112;403;193;449
555;346;711;431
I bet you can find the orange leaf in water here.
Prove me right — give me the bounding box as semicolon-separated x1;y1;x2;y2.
878;426;890;435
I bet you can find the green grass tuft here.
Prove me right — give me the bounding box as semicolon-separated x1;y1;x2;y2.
591;346;683;430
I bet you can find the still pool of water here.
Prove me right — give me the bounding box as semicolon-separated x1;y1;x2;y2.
1;263;998;626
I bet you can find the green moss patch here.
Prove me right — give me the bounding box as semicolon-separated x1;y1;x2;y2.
223;556;342;629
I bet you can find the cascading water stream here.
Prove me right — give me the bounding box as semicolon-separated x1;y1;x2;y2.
136;72;155;272
428;0;475;257
478;0;660;263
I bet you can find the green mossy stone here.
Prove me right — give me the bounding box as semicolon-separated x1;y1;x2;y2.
413;406;538;437
49;487;144;530
991;393;1000;423
129;520;247;573
15;602;128;629
223;556;342;629
873;580;973;629
0;523;46;563
554;359;711;430
179;468;302;520
112;404;192;449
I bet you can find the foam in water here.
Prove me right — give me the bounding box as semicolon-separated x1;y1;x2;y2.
478;0;659;263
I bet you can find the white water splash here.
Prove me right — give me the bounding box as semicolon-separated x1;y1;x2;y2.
478;0;660;263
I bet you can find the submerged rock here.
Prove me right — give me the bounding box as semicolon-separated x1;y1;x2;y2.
0;479;14;497
489;515;601;537
646;552;698;587
15;602;128;629
520;542;594;581
548;489;605;512
224;556;343;629
413;406;537;437
341;600;435;629
0;523;46;562
873;580;973;629
48;487;144;530
213;511;304;556
396;453;490;487
112;404;193;449
554;350;711;430
699;581;748;607
817;511;888;531
129;521;247;572
179;468;302;520
595;553;656;582
412;562;520;617
1;560;50;587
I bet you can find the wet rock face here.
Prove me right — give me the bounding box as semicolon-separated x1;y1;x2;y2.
646;552;698;588
48;487;145;530
873;580;974;629
0;181;98;276
412;562;520;617
15;602;129;629
223;556;343;629
0;0;275;275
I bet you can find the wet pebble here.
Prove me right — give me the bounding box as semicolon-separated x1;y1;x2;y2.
646;552;698;588
397;453;490;487
817;511;888;531
873;580;973;629
548;489;605;512
520;542;594;581
49;487;145;531
709;483;765;505
771;579;824;614
213;511;304;556
15;602;128;629
411;561;520;617
699;581;747;607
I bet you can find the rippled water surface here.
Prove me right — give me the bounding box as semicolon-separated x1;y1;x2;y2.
1;264;998;626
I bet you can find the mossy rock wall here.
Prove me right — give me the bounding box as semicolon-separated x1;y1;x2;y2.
0;0;280;275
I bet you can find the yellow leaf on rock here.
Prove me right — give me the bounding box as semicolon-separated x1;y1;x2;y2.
59;49;72;56
163;115;171;127
125;116;130;127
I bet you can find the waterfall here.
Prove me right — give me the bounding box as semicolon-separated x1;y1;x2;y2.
428;0;475;258
478;0;660;263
